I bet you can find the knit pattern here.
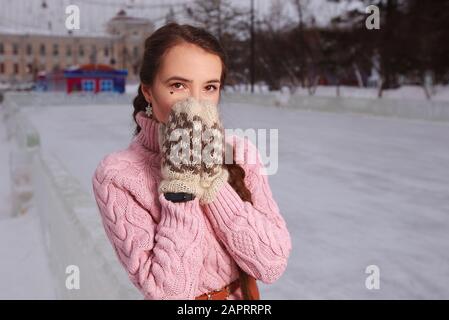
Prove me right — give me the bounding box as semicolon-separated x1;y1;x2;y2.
158;97;229;203
158;97;204;175
196;98;229;204
91;110;292;299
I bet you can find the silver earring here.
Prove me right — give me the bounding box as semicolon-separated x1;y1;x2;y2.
145;103;153;117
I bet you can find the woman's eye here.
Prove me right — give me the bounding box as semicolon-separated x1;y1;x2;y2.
205;85;218;92
171;82;185;90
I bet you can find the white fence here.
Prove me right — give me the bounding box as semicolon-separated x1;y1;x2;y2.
2;96;140;299
5;90;449;122
222;92;449;122
3;91;133;107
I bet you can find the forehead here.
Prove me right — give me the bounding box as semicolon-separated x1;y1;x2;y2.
159;42;222;80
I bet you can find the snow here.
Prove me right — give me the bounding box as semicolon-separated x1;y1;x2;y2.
223;87;449;122
0;210;56;299
0;107;56;299
291;85;449;102
13;93;449;299
24;103;135;194
2;89;449;299
226;85;449;102
222;102;449;299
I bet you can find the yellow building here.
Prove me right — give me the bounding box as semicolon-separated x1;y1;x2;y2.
0;10;153;83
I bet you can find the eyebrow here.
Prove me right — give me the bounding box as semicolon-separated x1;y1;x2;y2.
164;76;221;84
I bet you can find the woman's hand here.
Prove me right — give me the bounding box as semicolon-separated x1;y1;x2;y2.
196;99;229;204
158;97;205;199
158;97;229;204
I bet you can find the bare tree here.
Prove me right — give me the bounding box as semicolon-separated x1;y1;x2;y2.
165;6;177;24
185;0;246;43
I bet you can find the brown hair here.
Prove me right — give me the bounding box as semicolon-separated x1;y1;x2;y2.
132;22;253;204
132;22;258;299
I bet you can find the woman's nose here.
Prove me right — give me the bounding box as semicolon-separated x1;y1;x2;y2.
190;87;203;101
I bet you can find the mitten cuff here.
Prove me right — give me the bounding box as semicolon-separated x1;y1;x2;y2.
200;167;229;205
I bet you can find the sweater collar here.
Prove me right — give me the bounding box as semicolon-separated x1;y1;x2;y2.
134;111;162;153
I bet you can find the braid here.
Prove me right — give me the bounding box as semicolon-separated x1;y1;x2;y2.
224;163;253;205
130;22;258;299
132;84;148;136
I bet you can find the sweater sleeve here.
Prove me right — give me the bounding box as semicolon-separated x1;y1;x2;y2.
92;158;205;300
201;142;292;284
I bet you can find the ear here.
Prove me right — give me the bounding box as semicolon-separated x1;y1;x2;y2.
141;84;152;103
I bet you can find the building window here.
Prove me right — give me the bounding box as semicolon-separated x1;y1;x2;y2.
82;79;95;92
133;46;139;58
79;45;84;57
40;44;46;55
104;46;109;57
53;64;60;72
66;45;72;56
26;64;33;74
100;79;113;92
0;63;4;74
14;64;19;74
26;44;32;55
53;44;59;56
0;43;3;54
13;43;19;55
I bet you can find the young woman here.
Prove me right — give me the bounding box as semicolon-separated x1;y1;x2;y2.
91;22;292;300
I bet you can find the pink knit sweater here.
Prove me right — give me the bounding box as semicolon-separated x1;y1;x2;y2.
91;111;292;300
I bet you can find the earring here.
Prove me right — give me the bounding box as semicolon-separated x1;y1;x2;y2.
145;102;153;117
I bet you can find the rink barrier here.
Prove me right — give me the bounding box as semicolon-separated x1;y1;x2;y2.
2;97;140;299
32;150;140;299
5;91;449;122
3;91;132;107
222;92;449;122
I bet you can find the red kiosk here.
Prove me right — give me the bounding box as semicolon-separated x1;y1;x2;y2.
64;64;128;94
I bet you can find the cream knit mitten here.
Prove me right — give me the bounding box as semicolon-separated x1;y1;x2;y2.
197;99;229;204
158;97;205;199
158;97;229;203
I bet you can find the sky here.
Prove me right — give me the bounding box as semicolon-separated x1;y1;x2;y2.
0;0;365;36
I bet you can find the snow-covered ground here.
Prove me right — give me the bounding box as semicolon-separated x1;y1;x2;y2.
0;107;55;299
15;96;449;299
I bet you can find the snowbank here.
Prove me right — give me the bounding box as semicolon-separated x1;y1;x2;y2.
222;91;449;122
32;150;139;299
3;91;134;107
3;98;140;299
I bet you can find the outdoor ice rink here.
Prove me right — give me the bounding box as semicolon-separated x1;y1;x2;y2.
2;97;447;299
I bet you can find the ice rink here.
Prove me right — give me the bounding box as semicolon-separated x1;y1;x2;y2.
2;98;449;299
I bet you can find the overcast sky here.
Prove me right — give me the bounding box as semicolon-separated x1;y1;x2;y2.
0;0;363;36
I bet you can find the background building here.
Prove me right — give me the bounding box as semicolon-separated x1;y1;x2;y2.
0;9;153;84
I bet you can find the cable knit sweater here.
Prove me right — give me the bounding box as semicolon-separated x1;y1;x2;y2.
91;111;292;300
